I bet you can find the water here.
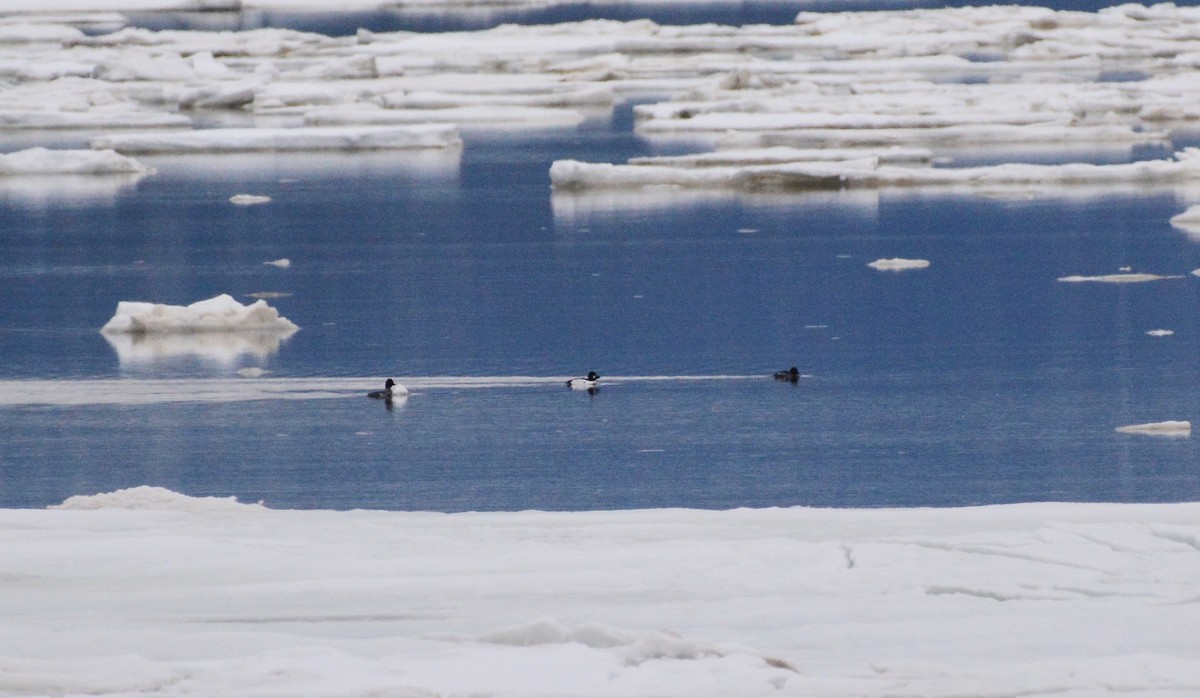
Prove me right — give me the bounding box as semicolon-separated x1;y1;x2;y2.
5;4;1200;511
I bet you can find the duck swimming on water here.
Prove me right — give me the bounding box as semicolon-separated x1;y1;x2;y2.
774;367;800;383
368;378;406;400
567;371;600;391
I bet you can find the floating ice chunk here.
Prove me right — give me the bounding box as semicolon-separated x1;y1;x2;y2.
868;258;930;271
100;293;298;334
91;125;461;153
1057;273;1183;283
236;367;268;378
263;258;290;268
0;147;151;176
628;146;933;168
52;485;261;511
0;107;192;130
1146;329;1175;337
1115;421;1191;436
230;194;270;205
1169;204;1200;234
553;152;1200;193
303;104;586;128
715;124;1166;150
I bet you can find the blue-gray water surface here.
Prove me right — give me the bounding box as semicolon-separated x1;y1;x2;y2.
4;3;1200;511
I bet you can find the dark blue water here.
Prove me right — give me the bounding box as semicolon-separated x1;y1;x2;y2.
6;3;1200;511
4;121;1200;510
120;0;1200;36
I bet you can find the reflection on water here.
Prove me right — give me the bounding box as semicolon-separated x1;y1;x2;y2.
0;173;149;209
102;328;298;371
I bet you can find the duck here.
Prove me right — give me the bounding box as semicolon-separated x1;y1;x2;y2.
367;378;407;400
567;371;600;391
773;367;800;383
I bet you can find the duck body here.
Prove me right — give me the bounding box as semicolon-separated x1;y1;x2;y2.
368;378;406;400
774;367;800;383
567;371;600;391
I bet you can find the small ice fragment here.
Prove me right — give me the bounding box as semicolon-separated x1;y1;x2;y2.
1170;204;1200;232
737;228;758;234
264;258;290;269
1119;266;1133;272
1147;329;1175;337
1115;420;1191;436
868;258;930;271
247;291;292;299
230;194;271;206
236;367;268;378
1057;273;1182;283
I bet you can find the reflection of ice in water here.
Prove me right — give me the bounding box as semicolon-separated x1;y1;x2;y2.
0;173;148;209
102;327;297;368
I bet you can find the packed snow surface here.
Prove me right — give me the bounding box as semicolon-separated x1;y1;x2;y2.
3;487;1200;697
99;293;298;334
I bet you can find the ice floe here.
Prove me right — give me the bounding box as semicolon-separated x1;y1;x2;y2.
0;147;151;175
1146;329;1175;337
1115;420;1191;436
867;257;930;272
99;293;298;334
1169;203;1200;234
263;257;290;268
4;489;1200;696
1057;272;1184;283
91;125;462;153
229;193;270;205
551;151;1200;192
0;3;1193;197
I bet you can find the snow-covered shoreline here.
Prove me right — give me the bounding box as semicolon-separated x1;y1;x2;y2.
3;486;1199;697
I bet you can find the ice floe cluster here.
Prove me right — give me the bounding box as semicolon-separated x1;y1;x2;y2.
5;488;1200;697
3;3;1200;195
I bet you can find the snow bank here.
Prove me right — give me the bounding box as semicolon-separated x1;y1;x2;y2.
5;493;1200;697
1115;420;1191;436
91;125;462;154
0;147;151;175
99;293;298;334
868;257;929;271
